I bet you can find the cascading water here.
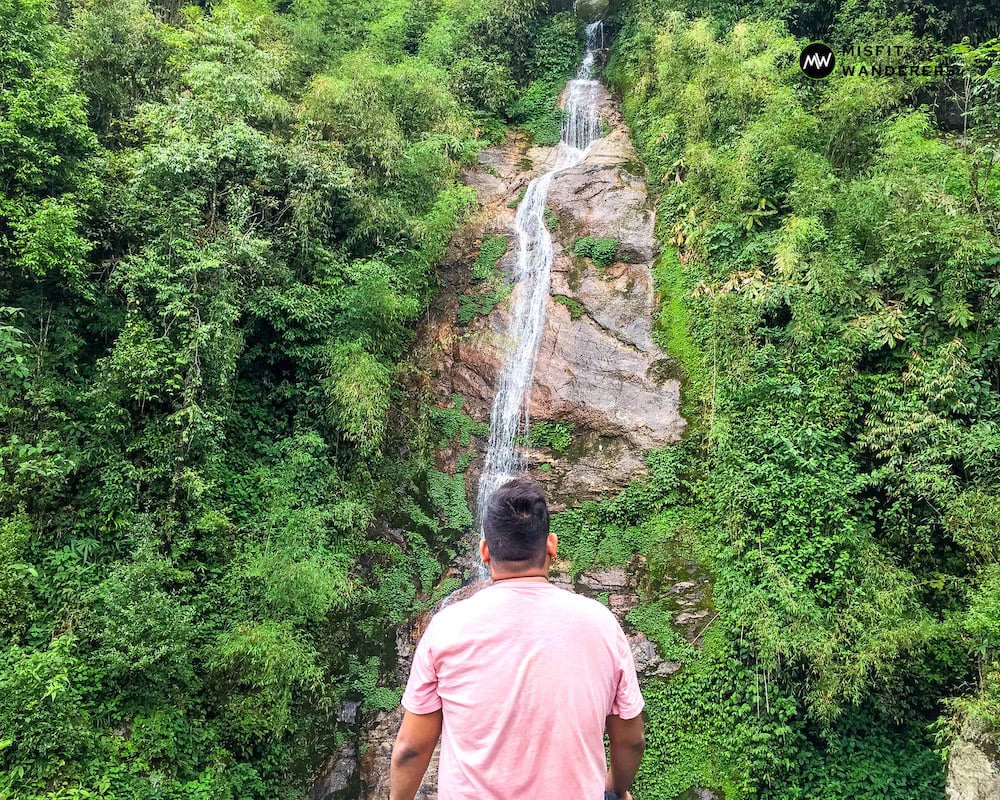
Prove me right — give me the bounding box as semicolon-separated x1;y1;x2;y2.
562;22;604;149
475;21;605;538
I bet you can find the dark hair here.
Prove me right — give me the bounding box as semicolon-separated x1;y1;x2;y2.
483;478;550;568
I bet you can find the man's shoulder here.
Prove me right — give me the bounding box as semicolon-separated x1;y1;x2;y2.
492;581;623;629
545;583;622;623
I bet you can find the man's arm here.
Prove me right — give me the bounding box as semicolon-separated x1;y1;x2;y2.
389;709;442;800
605;712;645;800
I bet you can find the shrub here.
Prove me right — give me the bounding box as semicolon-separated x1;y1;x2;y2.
526;420;573;452
553;294;585;319
471;234;509;282
457;282;512;325
573;236;618;267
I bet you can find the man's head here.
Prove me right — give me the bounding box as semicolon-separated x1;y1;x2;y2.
481;477;553;572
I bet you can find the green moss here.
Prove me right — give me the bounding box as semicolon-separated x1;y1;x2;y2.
627;602;698;663
544;205;559;230
508;79;565;145
507;186;527;209
505;13;584;144
354;655;403;713
651;248;704;416
428;394;488;447
553;294;585;319
457;280;511;325
461;232;513;324
429;575;462;605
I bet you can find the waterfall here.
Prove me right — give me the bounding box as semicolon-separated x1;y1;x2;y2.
475;21;605;536
563;21;604;149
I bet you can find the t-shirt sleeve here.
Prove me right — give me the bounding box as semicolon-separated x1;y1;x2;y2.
609;623;644;720
401;622;442;715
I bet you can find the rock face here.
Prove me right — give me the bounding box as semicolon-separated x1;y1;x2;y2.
309;743;359;800
429;81;685;509
348;51;693;800
947;718;1000;800
359;708;439;800
545;137;658;264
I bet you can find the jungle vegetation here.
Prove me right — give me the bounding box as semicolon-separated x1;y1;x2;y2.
2;0;999;797
585;0;1000;796
0;0;583;796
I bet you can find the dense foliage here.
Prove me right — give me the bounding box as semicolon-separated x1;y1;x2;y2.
568;0;1000;796
0;0;586;796
5;0;1000;796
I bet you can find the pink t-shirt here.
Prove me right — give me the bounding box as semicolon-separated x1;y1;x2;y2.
402;580;644;800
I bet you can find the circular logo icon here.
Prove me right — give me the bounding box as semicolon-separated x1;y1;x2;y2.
799;42;836;79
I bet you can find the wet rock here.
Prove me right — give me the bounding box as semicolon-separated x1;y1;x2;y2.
667;579;713;615
678;788;725;800
947;717;1000;800
609;592;639;618
424;79;684;510
309;742;359;800
338;700;361;725
547;161;657;264
550;257;657;354
528;301;683;449
451;293;682;447
578;567;629;592
630;633;681;679
573;566;642;619
545;299;674;424
527;433;648;509
461;131;541;208
673;610;715;643
450;283;683;449
361;707;440;800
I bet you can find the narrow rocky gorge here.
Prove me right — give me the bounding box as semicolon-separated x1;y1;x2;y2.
308;36;711;800
429;81;685;510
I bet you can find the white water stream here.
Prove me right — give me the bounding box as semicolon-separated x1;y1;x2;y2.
475;21;605;532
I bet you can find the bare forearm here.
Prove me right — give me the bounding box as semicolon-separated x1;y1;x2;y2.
606;739;644;797
389;743;433;800
605;714;645;798
389;710;441;800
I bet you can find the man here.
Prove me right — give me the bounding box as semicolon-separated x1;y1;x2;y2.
390;477;645;800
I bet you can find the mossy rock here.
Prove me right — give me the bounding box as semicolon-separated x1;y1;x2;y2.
645;357;686;385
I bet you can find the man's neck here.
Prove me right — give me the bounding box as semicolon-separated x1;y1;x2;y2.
491;574;548;583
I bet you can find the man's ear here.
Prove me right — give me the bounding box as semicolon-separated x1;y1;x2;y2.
480;538;490;564
546;533;558;559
